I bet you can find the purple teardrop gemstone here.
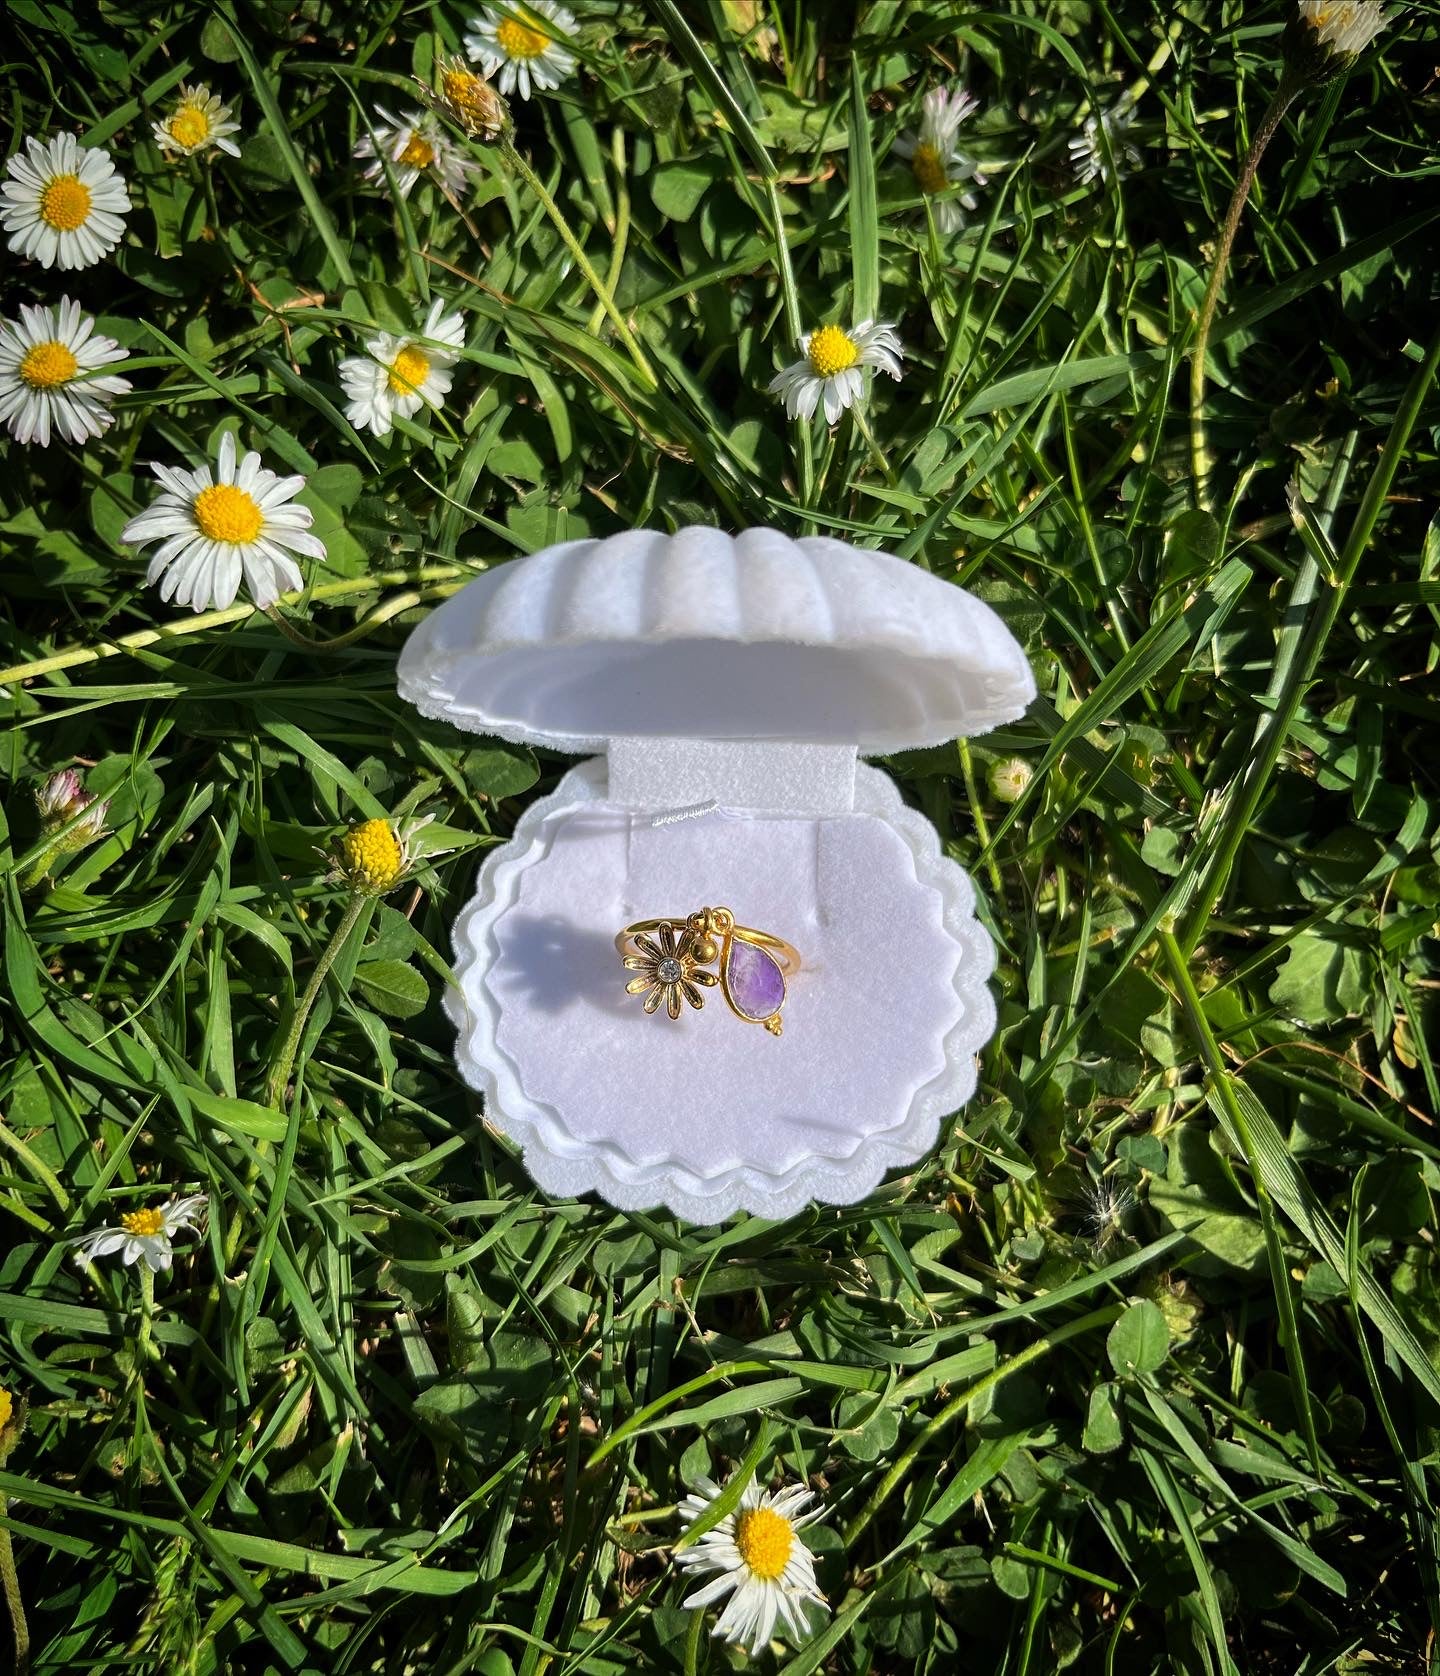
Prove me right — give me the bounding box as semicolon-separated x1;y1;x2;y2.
725;938;786;1022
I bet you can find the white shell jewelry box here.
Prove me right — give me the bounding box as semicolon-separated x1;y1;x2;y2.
396;527;1035;1223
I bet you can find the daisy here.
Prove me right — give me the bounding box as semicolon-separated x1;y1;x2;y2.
1068;99;1142;188
120;432;327;613
464;1;578;101
35;767;110;847
35;768;87;823
425;56;510;142
70;1194;208;1273
0;297;131;448
674;1475;829;1655
337;298;466;438
328;814;446;896
152;83;242;159
354;106;475;200
987;756;1033;804
1;133;131;270
1285;0;1389;79
892;86;987;233
768;320;904;425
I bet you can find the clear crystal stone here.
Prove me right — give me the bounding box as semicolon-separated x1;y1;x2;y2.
657;957;683;984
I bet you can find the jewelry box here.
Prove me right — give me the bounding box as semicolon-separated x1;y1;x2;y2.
397;526;1035;1223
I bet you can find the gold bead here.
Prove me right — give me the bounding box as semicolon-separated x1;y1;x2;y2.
693;936;718;964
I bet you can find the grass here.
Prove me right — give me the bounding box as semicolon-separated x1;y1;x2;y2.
2;1;1439;1671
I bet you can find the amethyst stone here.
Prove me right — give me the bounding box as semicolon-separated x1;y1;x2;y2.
725;938;786;1022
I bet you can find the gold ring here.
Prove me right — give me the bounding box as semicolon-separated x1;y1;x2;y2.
615;906;798;1036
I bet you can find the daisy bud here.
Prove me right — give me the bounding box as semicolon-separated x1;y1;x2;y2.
988;757;1033;804
328;814;450;897
61;795;112;851
35;767;86;823
1282;0;1389;85
429;55;511;142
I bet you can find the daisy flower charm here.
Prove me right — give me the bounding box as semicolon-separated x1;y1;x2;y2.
70;1194;208;1274
354;106;476;200
338;299;467;438
121;432;328;613
892;85;987;232
153;84;242;160
1;133;131;271
769;320;904;425
464;2;578;101
0;297;131;448
674;1475;830;1655
622;919;720;1019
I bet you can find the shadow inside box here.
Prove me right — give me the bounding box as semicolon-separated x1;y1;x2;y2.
494;912;632;1016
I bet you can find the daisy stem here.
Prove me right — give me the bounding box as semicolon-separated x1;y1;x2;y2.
0;1514;26;1676
135;1264;158;1367
0;566;471;688
500;138;657;389
266;891;368;1113
956;739;1004;899
585;126;631;336
261;585;435;652
681;1604;705;1676
850;404;897;488
1189;79;1298;510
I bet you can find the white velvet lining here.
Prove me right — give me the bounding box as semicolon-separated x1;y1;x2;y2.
466;797;962;1186
445;760;999;1222
607;738;857;815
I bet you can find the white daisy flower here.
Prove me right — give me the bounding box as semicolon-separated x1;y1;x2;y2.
892;85;987;233
1068;99;1142;188
674;1475;829;1656
355;106;476;200
121;432;327;613
1285;0;1389;79
0;297;131;448
152;83;242;159
1295;0;1389;56
1;133;131;271
768;320;904;425
337;298;466;438
70;1194;208;1274
464;1;578;101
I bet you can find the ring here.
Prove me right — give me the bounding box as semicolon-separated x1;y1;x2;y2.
615;906;798;1036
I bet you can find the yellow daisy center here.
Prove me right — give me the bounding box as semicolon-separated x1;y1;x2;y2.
496;15;551;58
341;819;404;891
0;1388;12;1432
193;482;264;545
19;339;78;389
169;105;211;149
40;173;92;232
806;324;860;380
388;344;431;395
734;1506;794;1581
398;132;436;169
121;1207;166;1237
911;142;949;196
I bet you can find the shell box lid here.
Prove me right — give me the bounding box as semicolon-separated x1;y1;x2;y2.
396;525;1036;755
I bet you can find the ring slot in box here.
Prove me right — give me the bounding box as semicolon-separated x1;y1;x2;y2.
397;526;1035;1223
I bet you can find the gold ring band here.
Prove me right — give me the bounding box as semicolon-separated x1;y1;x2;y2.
616;906;797;1036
